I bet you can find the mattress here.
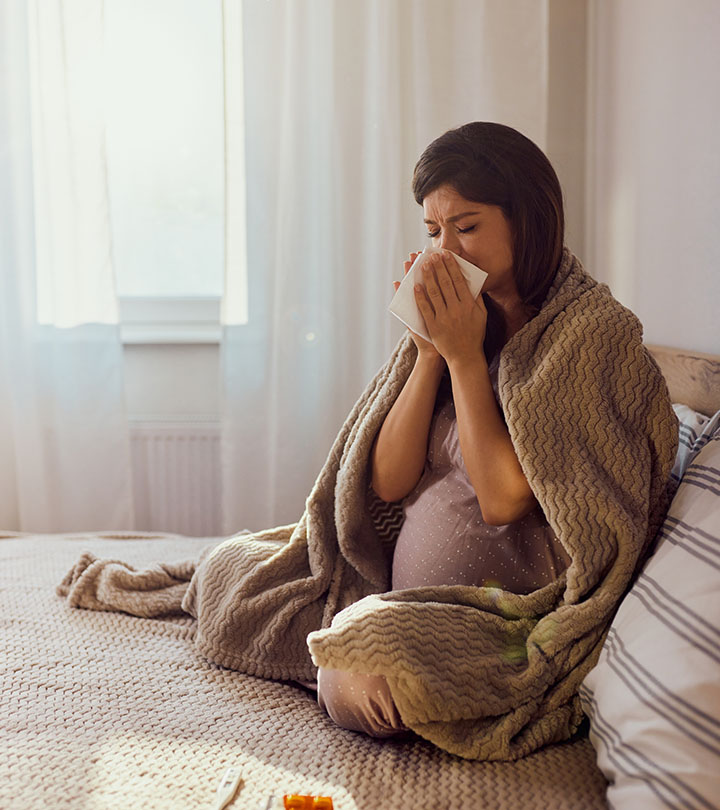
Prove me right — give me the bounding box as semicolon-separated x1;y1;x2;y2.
0;532;609;809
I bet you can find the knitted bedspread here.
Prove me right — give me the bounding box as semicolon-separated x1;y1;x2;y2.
3;532;609;809
58;250;678;761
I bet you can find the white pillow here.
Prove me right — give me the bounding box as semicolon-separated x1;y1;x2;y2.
580;416;720;810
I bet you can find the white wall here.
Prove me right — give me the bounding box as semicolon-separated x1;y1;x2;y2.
546;0;588;260
123;344;219;421
588;0;720;354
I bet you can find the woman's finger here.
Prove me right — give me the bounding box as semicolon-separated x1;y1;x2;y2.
428;253;459;301
440;251;472;301
414;282;435;318
423;259;447;306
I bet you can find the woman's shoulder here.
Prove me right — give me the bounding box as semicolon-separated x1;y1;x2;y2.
513;251;645;361
499;255;662;402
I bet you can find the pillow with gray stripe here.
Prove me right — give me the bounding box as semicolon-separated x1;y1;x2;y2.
670;404;718;494
579;412;720;810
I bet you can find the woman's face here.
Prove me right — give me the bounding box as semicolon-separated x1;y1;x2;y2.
422;184;517;300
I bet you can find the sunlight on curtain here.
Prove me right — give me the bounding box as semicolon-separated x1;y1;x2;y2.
221;0;248;326
220;0;550;533
27;0;119;327
0;0;133;531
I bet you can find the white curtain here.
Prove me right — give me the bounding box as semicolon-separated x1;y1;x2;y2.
220;0;550;532
0;0;134;531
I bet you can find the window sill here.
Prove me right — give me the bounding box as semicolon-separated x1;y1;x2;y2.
119;296;222;345
120;323;222;344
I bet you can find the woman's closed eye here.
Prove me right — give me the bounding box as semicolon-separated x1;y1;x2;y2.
426;225;476;238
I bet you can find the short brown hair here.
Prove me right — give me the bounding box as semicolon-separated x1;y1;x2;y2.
412;122;564;355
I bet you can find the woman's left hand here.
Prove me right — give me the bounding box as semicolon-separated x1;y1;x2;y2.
414;251;487;365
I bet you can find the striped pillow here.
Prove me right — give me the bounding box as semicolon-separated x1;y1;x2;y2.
579;414;720;810
671;404;718;493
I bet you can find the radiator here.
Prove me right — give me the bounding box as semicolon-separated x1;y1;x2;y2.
130;421;221;537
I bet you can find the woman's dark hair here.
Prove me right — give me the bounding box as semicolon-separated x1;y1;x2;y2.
412;122;564;359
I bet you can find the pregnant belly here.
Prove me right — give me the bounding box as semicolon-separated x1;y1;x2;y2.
391;477;569;593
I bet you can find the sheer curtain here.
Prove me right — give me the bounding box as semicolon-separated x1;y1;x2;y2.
220;0;550;532
0;0;133;531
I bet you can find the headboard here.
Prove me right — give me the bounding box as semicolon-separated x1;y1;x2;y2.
647;344;720;416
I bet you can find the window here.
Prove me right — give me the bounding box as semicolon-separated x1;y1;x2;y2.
106;0;225;299
106;0;247;339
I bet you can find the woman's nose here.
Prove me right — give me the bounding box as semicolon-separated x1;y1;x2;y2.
438;230;458;252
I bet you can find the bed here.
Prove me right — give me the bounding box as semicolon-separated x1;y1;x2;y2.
2;345;718;810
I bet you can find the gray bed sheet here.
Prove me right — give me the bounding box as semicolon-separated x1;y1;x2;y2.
0;532;608;809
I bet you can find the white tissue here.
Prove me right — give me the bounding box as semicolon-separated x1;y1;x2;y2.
388;246;488;343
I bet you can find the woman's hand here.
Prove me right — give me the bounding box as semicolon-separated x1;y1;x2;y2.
394;252;442;360
413;250;487;365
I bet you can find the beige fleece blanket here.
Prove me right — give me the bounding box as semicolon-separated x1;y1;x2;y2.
58;249;678;761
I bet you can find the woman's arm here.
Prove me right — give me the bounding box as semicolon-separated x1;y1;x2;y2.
415;252;536;525
370;352;445;502
447;355;536;525
370;251;446;502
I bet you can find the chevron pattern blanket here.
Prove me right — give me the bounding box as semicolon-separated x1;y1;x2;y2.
58;249;678;760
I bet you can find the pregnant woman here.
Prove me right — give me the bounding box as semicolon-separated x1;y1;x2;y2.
315;122;668;739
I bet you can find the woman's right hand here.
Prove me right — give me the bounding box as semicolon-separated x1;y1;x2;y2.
395;252;442;359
